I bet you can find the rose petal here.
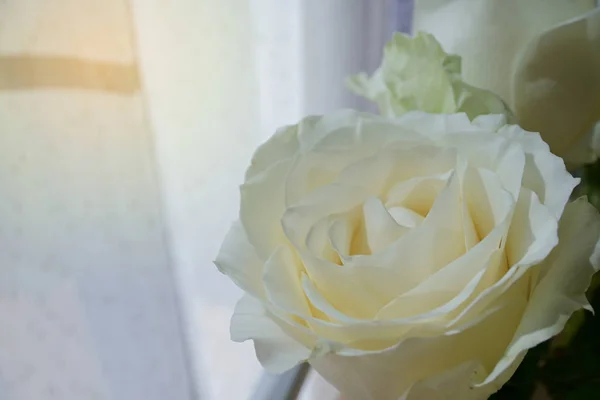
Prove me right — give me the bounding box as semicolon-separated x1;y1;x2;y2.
328;217;353;260
283;183;368;250
214;221;265;298
263;246;311;317
310;296;526;399
472;114;508;131
388;207;425;228
286;150;368;207
346;169;466;293
300;260;413;320
306;216;342;264
376;215;507;320
463;166;515;239
505;187;558;268
397;112;477;139
338;146;456;197
297;110;376;152
362;197;407;253
230;295;313;373
402;362;490;400
302;274;355;324
248;111;373;185
481;197;600;386
245;124;300;181
461;180;480;250
498;125;579;219
385;172;452;216
240;158;294;259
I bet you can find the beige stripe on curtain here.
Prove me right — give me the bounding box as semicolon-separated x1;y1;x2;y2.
0;1;195;399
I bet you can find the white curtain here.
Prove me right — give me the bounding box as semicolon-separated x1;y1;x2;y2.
0;1;396;399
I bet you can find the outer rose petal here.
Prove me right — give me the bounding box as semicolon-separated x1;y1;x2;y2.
400;362;490;400
245;123;301;181
309;296;526;400
240;159;293;259
263;245;312;317
230;295;313;373
246;111;370;181
214;221;265;298
481;197;600;385
497;125;579;219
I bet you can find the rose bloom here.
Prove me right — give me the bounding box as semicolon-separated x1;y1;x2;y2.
215;111;600;399
414;0;600;166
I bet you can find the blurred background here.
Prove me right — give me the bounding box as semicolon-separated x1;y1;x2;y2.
0;1;411;399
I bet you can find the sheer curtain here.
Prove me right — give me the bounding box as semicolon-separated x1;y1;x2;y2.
0;1;195;399
0;1;399;399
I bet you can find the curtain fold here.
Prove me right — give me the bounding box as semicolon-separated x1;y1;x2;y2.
0;1;195;399
129;0;265;398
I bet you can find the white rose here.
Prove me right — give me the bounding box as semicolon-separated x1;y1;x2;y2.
347;32;513;122
414;0;600;166
215;110;600;399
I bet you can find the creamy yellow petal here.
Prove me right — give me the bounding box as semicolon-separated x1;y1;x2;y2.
246;111;363;182
302;274;355;324
328;217;353;260
310;297;525;400
282;183;368;250
471;114;508;131
230;295;313;373
245;123;300;181
263;245;311;317
396;112;477;139
463;166;515;239
481;197;600;386
295;110;376;152
493;143;526;201
388;207;425;229
505;188;558;268
362;197;407;253
375;217;507;320
498;125;579;218
338;146;455;197
306;216;344;264
401;362;490;400
284;111;388;205
348;170;465;285
300;259;413;320
214;220;265;298
385;172;451;216
286;150;366;206
240;158;294;259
